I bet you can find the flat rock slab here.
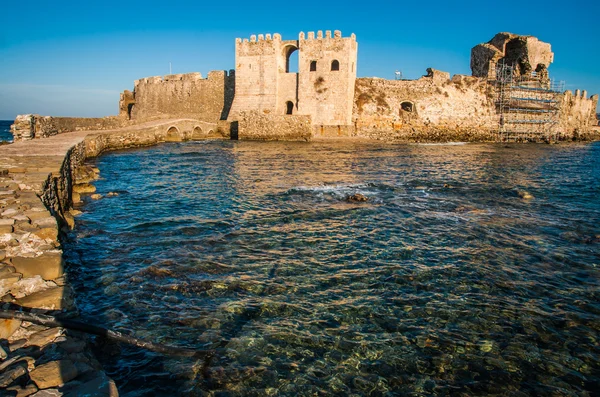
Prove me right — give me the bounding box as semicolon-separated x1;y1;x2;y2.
0;318;22;339
24;327;63;348
15;286;73;311
29;359;78;390
11;252;64;280
32;228;58;242
32;217;57;229
0;225;13;233
24;211;52;221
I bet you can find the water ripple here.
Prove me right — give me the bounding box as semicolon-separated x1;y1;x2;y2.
64;141;600;396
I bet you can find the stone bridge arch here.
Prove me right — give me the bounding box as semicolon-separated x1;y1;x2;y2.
165;126;181;142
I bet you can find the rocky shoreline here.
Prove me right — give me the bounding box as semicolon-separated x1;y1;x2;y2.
0;165;118;396
0;119;203;396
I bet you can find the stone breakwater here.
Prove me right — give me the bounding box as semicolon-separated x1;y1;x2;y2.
0;119;208;396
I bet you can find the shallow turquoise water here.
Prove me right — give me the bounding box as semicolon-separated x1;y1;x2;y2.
64;140;600;396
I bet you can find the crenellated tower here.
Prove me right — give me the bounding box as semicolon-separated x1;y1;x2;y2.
297;30;357;127
228;30;358;133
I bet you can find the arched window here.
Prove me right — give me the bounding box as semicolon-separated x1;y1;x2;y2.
284;45;299;73
400;101;414;113
286;101;294;115
331;60;340;71
310;61;317;72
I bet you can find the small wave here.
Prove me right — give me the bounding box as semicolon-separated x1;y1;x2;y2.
410;142;468;146
290;183;373;193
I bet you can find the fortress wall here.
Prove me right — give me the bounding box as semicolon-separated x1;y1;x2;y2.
278;72;299;114
10;114;126;141
130;71;233;123
353;71;498;141
237;110;312;141
558;91;599;139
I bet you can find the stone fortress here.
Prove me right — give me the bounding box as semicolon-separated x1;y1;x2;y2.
1;30;599;395
11;30;599;142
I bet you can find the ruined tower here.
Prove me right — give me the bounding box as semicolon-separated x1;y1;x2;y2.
228;30;358;132
470;33;554;83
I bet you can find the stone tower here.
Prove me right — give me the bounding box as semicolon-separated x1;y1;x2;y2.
228;30;358;130
471;33;554;82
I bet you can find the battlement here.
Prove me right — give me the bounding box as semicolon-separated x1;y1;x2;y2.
235;33;282;43
299;30;356;42
235;30;356;45
134;71;233;87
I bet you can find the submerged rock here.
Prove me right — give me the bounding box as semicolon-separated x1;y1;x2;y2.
517;190;534;200
346;194;369;203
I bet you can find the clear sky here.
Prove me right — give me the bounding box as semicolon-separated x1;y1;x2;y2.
1;0;598;120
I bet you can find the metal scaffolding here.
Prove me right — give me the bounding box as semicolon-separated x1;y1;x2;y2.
495;61;564;142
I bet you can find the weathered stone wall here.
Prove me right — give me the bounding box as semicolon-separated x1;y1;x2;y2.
118;90;136;120
558;91;599;140
352;70;498;142
130;71;234;124
10;115;126;141
237;111;312;141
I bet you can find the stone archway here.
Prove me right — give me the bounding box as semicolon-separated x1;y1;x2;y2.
283;44;299;73
165;126;181;142
286;101;294;115
191;126;204;140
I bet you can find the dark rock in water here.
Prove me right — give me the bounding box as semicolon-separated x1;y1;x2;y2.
346;193;368;202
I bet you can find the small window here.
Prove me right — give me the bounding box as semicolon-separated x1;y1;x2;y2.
310;61;317;72
331;60;340;71
286;101;294;115
400;101;414;113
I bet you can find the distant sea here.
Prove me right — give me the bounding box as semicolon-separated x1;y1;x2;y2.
0;120;14;143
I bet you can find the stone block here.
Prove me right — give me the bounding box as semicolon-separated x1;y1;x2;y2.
0;273;23;297
10;275;55;299
15;286;73;310
25;327;63;348
24;210;52;221
11;252;64;280
33;216;57;229
33;228;58;242
0;318;22;339
0;218;16;226
0;225;13;233
1;208;19;217
29;359;78;389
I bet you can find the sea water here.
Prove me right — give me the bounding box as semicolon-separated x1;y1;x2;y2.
64;140;600;396
0;120;13;143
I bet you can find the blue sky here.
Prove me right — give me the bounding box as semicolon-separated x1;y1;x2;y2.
1;0;599;119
